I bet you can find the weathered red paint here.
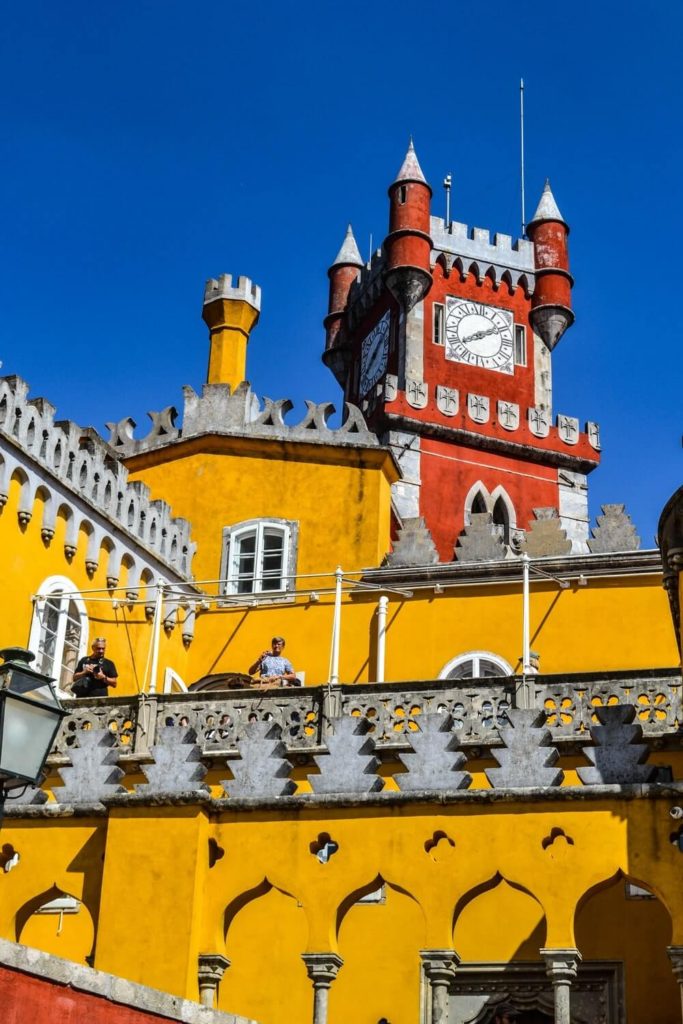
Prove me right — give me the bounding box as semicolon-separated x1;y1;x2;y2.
0;964;182;1023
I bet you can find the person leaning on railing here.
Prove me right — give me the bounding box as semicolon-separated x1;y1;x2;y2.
248;636;298;688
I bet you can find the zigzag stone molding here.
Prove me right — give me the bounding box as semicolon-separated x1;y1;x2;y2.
106;381;379;456
0;375;195;579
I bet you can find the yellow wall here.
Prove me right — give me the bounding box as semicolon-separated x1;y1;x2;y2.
126;437;397;582
168;573;677;688
2;797;682;1023
0;472;189;692
2;456;677;694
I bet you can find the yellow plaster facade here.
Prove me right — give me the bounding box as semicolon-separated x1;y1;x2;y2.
0;280;681;1024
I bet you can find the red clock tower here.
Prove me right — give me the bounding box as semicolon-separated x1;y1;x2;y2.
323;142;600;561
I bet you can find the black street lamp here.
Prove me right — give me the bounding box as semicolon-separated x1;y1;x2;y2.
0;647;67;791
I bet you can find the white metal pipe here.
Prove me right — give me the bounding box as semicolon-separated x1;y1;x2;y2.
376;595;389;683
148;581;165;694
520;554;532;709
329;566;343;686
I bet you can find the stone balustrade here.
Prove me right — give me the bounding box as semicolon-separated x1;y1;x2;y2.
50;668;682;761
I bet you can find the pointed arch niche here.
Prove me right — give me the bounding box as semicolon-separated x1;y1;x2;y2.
575;871;677;1022
17;885;94;965
333;876;425;1024
219;880;310;1024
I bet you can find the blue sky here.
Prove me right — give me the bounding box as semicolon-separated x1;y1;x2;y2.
0;1;680;544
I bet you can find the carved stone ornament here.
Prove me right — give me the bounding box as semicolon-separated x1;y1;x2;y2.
436;385;459;417
497;400;519;431
384;374;398;402
528;406;550;437
557;414;579;445
406;378;428;409
587;420;601;450
467;393;490;424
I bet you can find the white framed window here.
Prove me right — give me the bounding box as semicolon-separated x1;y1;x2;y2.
439;651;513;680
29;576;88;692
221;519;299;596
433;303;445;345
514;324;527;366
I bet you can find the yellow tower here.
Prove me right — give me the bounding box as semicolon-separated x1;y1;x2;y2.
202;274;261;388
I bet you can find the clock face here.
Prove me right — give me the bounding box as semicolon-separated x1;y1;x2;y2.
445;298;514;374
359;310;391;396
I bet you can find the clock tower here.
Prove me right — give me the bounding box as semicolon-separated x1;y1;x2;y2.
322;143;600;560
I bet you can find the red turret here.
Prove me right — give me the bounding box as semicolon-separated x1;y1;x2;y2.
527;180;574;349
383;140;433;311
323;224;364;387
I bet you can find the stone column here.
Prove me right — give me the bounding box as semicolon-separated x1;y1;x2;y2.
420;949;460;1024
540;947;581;1024
302;952;343;1024
667;946;683;1017
197;953;230;1009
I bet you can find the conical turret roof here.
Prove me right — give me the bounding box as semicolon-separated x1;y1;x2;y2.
528;179;566;228
331;224;364;267
392;138;428;186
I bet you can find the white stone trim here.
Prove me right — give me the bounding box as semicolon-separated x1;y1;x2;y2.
28;575;89;691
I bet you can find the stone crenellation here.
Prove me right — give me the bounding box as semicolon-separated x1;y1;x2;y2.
203;273;262;312
0;375;195;580
106;381;380;457
430;217;536;294
344;218;537;326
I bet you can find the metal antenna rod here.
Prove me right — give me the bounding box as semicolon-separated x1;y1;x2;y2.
368;233;373;265
443;173;452;225
520;77;526;238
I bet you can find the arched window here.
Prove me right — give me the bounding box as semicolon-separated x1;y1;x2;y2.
221;519;299;596
439;651;512;680
29;576;88;692
492;495;510;543
470;491;487;515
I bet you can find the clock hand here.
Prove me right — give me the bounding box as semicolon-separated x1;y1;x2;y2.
462;326;499;344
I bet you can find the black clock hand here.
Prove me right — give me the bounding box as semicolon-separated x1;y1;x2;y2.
461;326;499;344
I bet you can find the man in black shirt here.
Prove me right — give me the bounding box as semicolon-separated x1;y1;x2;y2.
71;638;118;697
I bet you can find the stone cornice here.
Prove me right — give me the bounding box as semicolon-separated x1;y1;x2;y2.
362;548;664;587
123;429;401;481
7;781;683;819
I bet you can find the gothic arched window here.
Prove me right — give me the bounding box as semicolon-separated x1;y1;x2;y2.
492;495;511;543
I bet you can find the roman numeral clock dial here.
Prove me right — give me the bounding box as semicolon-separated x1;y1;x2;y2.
444;298;514;374
359;310;391;396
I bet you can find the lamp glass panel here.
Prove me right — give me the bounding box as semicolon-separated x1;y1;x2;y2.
0;694;60;781
6;668;60;709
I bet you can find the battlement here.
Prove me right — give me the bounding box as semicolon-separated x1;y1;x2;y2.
107;381;382;456
430;216;535;292
203;274;262;312
0;375;195;579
